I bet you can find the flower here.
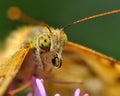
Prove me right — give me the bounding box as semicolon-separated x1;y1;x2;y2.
27;76;89;96
74;88;89;96
31;76;46;96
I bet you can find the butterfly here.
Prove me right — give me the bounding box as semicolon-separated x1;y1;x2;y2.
0;6;120;96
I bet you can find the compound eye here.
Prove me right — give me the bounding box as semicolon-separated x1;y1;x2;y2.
63;33;67;45
52;56;62;68
38;34;50;49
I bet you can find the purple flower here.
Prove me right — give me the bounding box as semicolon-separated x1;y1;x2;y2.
74;88;89;96
27;76;89;96
27;92;33;96
54;93;61;96
31;76;46;96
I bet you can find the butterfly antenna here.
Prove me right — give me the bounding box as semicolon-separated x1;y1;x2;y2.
7;6;52;33
61;9;120;30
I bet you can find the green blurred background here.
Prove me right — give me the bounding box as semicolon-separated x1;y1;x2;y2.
0;0;120;60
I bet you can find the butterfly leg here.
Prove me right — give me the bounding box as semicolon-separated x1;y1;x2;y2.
8;80;31;96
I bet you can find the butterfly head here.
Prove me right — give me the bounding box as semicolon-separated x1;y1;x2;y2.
34;27;67;68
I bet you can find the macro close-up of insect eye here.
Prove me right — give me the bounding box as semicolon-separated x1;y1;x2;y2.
0;1;120;96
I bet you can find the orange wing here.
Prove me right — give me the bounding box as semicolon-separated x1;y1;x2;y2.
65;42;120;83
46;41;120;96
0;46;30;96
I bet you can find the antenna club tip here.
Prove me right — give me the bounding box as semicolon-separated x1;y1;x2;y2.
7;6;22;21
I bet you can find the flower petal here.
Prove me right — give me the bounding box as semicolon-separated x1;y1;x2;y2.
74;88;80;96
83;93;89;96
54;93;61;96
36;78;46;96
27;92;33;96
32;76;37;89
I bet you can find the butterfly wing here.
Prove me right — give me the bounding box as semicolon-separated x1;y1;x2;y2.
0;46;30;96
64;41;120;95
46;41;120;96
65;42;120;82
